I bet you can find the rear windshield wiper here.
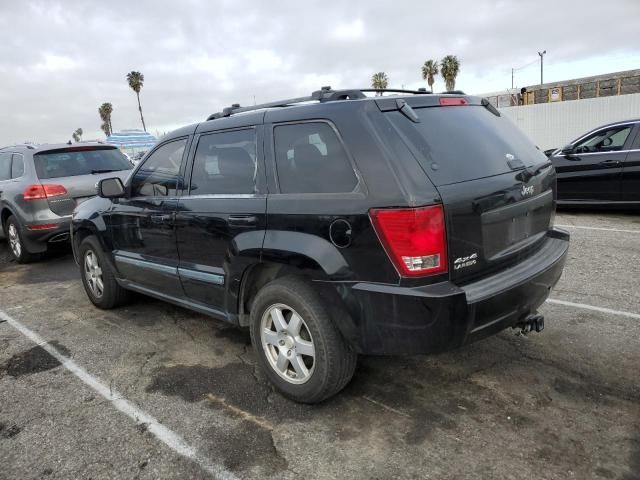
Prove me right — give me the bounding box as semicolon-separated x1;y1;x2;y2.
517;161;552;182
91;169;120;174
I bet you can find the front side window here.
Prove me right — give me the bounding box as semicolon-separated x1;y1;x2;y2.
274;122;357;194
11;154;24;178
0;153;11;181
190;129;257;195
574;126;632;153
131;138;187;197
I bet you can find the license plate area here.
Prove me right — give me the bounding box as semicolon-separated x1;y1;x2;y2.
481;190;552;260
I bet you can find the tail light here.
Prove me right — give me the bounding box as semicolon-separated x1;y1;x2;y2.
23;184;67;200
370;205;447;277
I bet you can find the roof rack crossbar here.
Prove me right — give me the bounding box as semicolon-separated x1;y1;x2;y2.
206;86;437;121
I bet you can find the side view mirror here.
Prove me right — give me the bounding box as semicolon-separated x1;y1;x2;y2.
97;177;125;198
561;144;574;155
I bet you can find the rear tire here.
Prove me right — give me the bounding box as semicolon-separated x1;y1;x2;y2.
249;276;357;404
78;235;129;309
5;216;41;264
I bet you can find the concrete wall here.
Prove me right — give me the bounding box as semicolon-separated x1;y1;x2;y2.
499;93;640;150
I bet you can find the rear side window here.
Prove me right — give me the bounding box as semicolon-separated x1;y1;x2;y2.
0;153;10;180
131;138;187;197
34;147;132;179
190;129;256;195
11;154;24;178
387;106;548;186
274;122;357;194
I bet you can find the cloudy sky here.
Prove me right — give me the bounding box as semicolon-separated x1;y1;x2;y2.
0;0;638;145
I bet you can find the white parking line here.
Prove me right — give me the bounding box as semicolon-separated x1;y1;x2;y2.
546;298;640;320
555;224;640;234
0;309;237;480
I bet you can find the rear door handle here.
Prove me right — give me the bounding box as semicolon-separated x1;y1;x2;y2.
228;215;258;226
150;214;173;224
599;159;621;167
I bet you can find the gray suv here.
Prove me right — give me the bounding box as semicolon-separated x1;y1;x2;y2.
0;143;132;263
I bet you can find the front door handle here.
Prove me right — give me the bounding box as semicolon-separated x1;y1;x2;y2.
599;159;621;167
228;215;258;226
150;214;173;224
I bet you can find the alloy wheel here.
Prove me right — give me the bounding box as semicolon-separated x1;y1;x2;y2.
8;223;22;259
84;250;104;298
260;303;316;384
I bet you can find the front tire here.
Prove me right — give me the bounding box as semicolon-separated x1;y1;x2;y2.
5;216;40;264
249;276;357;403
78;235;129;309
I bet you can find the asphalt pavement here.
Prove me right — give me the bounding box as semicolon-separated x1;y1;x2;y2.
0;211;638;480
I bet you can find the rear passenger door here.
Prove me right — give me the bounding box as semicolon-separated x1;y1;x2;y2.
175;127;266;315
621;123;640;202
0;153;12;222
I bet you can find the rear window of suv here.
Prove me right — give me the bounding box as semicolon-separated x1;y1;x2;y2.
387;105;548;186
34;147;132;179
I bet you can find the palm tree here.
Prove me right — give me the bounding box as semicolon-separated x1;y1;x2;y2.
371;72;389;96
421;60;439;93
71;128;83;143
440;55;461;91
98;103;113;136
126;71;146;131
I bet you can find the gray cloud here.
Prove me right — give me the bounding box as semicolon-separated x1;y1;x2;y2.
0;0;638;144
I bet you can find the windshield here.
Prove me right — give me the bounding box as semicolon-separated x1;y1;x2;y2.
34;147;132;179
387;105;548;186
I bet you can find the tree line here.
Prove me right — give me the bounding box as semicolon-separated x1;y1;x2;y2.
371;55;461;94
73;71;147;142
75;57;460;142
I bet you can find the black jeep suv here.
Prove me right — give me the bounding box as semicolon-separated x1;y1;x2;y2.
71;88;569;403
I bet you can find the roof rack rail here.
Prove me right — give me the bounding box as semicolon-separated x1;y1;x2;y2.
0;144;36;150
359;88;431;95
206;86;432;121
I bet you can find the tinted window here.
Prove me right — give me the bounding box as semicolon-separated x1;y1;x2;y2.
632;129;640;149
33;147;132;179
0;153;11;181
11;154;24;178
574;126;632;153
274;122;357;194
387;106;548;186
131;138;187;197
190;129;256;195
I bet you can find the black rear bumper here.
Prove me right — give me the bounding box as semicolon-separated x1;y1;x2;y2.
337;229;569;355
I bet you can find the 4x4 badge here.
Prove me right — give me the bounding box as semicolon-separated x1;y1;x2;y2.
454;253;478;270
521;184;534;197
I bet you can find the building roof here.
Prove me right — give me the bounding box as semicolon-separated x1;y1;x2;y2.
106;130;157;148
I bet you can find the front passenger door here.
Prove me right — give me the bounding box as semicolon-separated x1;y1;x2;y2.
553;124;632;202
108;138;188;297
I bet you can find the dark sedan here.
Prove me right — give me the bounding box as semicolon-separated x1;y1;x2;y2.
548;119;640;207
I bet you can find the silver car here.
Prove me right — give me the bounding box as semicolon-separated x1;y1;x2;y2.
0;143;132;263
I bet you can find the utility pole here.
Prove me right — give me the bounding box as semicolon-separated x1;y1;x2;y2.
511;68;514;89
538;50;547;85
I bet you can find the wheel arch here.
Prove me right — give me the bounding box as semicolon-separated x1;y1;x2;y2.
1;206;18;234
